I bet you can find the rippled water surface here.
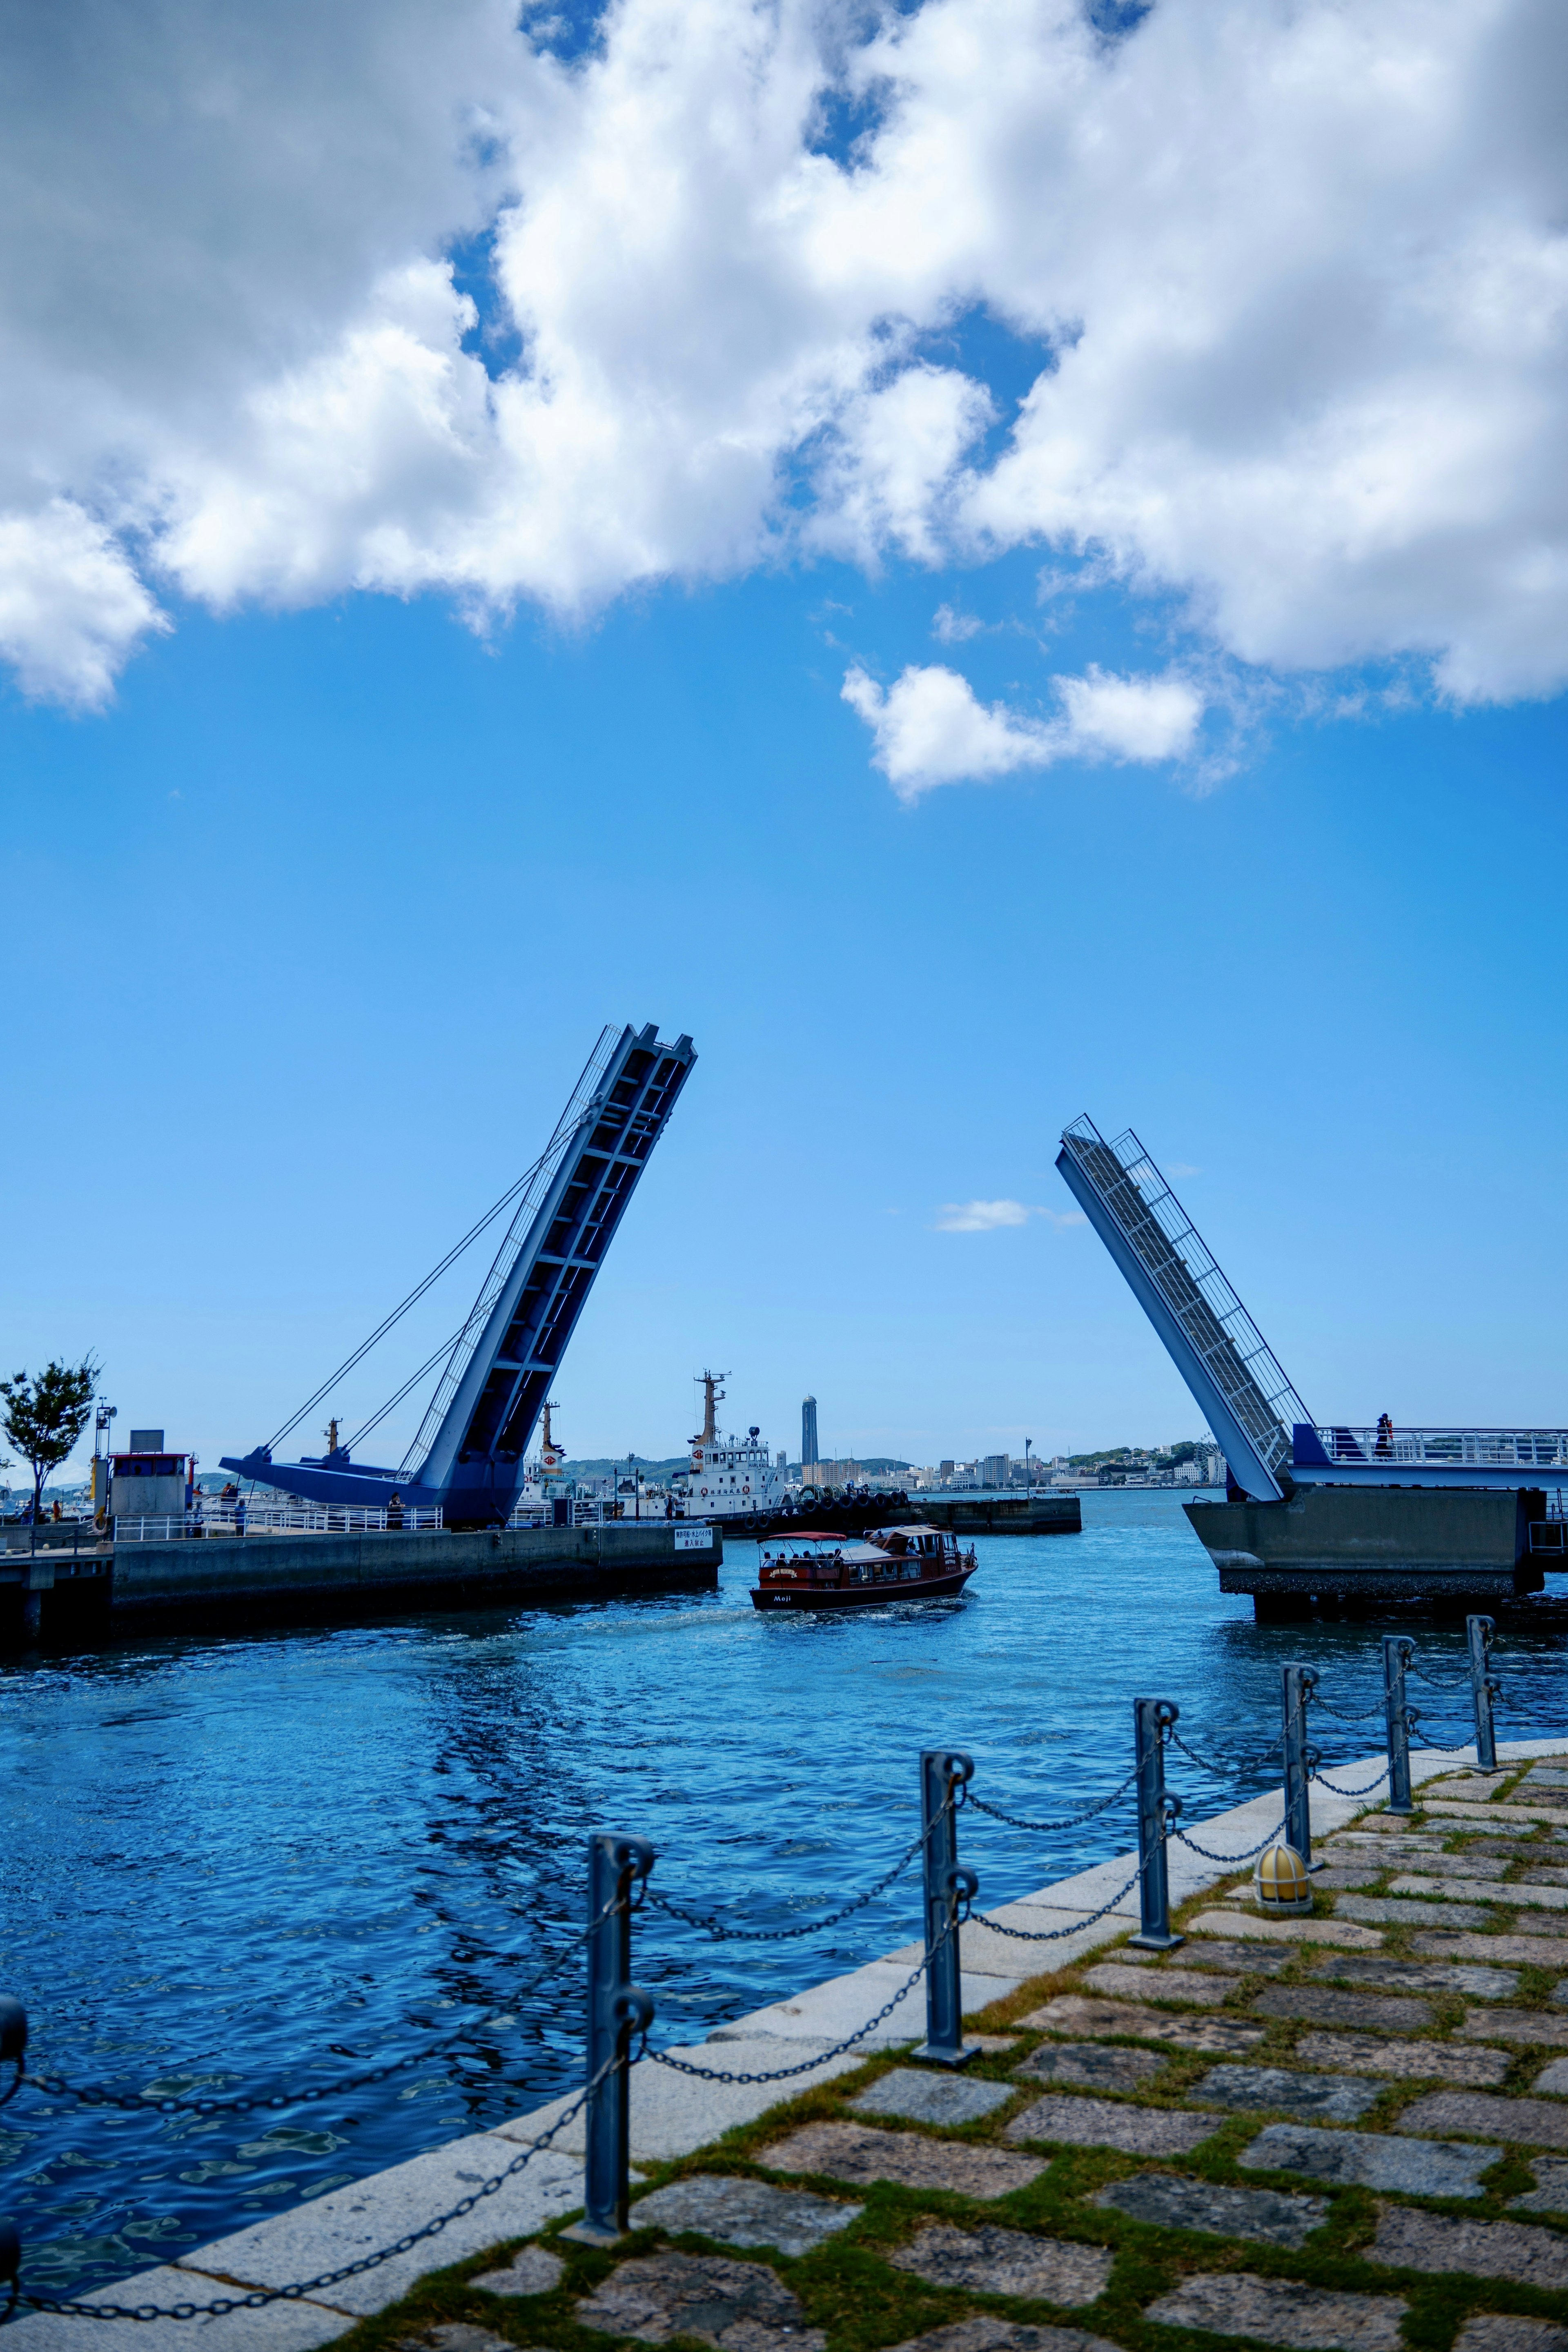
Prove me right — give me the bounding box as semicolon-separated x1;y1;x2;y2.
4;1490;1564;2294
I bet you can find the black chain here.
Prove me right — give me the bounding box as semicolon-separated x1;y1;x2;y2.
1310;1697;1385;1724
1167;1729;1278;1778
1171;1818;1287;1864
16;1900;615;2118
643;1819;930;1942
976;1862;1141;1936
646;1955;932;2085
1311;1764;1390;1797
11;2061;609;2323
966;1764;1138;1834
1407;1662;1474;1692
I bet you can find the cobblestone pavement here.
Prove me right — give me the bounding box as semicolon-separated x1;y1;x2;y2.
29;1748;1568;2352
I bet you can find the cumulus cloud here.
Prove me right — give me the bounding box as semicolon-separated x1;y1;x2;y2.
843;660;1202;796
0;0;1565;713
933;1200;1087;1230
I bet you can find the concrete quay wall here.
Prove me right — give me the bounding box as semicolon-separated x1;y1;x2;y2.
916;1494;1082;1535
19;1733;1562;2349
1;1522;721;1642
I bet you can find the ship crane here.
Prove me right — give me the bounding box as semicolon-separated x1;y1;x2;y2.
222;1022;695;1527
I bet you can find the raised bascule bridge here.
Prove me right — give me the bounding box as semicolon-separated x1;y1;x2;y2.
224;1022;696;1528
1057;1114;1568;1617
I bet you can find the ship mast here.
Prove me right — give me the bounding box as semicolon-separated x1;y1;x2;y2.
690;1370;728;1454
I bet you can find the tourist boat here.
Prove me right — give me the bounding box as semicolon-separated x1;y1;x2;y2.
750;1524;978;1611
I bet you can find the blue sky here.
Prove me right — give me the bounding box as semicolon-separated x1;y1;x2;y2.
3;0;1567;1482
7;555;1568;1480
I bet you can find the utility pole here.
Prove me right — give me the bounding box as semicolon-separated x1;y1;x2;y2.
1024;1437;1032;1489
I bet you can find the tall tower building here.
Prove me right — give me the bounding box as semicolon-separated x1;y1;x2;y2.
801;1396;819;1472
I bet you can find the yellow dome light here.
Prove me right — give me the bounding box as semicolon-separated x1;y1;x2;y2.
1254;1843;1313;1915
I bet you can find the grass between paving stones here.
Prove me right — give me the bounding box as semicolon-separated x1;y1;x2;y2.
336;1781;1568;2352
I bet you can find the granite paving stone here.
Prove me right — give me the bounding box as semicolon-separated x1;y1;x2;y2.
1147;1941;1291;1977
762;2122;1045;2198
1396;2090;1568;2148
1510;2155;1568;2215
1143;2271;1406;2350
1431;1775;1515;1799
1454;2321;1568;2352
394;2328;512;2352
1533;2057;1568;2095
629;2177;862;2256
1310;1869;1386;1891
1460;2009;1568;2046
1421;1802;1559;1827
1370;2202;1568;2289
1238;2121;1499;2196
1310;1957;1520;1999
1003;2095;1221;2157
1334;1895;1489;1928
1080;1963;1230;2007
1252;1988;1434;2033
1364;1851;1509;1877
1189;1911;1381;1947
884;2319;1123;2352
1413;1931;1568;1965
1092;2173;1327;2249
574;2252;825;2352
1524;1770;1568;1787
1395;1873;1568;1910
1467;1835;1568;1857
1192;2064;1383;2122
1517;1868;1568;1887
470;2245;565;2295
1013;2042;1170;2092
1295;2031;1509;2086
850;2070;1017;2128
889;2222;1113;2304
1018;1997;1264;2052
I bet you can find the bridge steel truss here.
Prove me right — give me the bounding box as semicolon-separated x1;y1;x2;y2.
411;1024;695;1519
1056;1115;1311;1505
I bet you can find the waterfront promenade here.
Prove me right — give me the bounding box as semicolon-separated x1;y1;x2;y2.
14;1736;1568;2348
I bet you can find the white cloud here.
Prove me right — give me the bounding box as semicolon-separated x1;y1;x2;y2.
935;1199;1035;1231
0;0;1565;712
933;604;984;642
933;1199;1087;1230
843;659;1203;797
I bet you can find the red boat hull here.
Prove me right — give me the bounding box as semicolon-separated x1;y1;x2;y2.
749;1566;977;1610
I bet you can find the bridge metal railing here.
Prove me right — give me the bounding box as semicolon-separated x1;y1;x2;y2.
113;1503;444;1542
1307;1425;1568;1470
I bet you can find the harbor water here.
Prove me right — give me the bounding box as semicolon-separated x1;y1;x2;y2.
3;1490;1562;2296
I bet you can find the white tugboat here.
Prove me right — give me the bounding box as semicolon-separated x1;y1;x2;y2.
673;1372;788;1524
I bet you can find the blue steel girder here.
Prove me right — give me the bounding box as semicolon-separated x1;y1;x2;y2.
411;1024;695;1512
1056;1115;1310;1504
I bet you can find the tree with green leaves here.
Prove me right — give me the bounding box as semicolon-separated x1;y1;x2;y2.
0;1359;97;1521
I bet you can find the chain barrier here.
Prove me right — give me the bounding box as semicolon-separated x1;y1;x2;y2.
1406;1662;1474;1693
1310;1763;1390;1797
1309;1697;1385;1724
644;1931;952;2087
13;1902;616;2119
976;1862;1142;1938
1170;1818;1286;1864
6;2063;610;2325
965;1764;1138;1835
643;1817;933;1943
1167;1729;1278;1778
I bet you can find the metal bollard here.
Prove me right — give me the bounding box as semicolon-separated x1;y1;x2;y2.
1127;1699;1184;1951
915;1749;978;2067
1467;1615;1499;1772
1281;1665;1321;1866
0;2220;18;2314
1382;1636;1414;1815
569;1833;655;2245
